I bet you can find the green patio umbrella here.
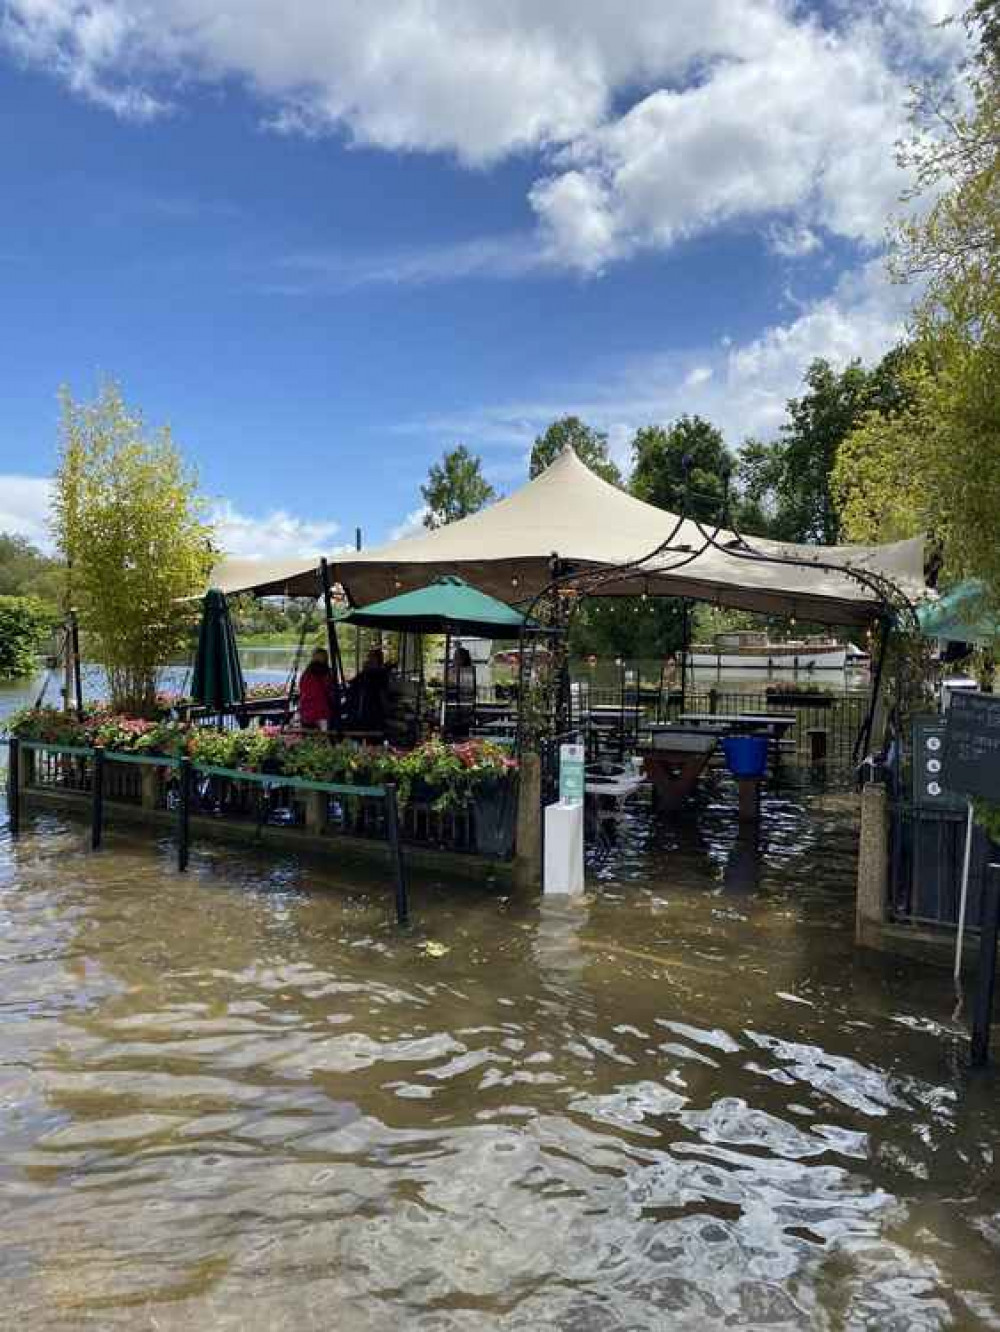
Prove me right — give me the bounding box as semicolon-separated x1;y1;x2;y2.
190;588;247;711
918;580;999;645
337;574;534;638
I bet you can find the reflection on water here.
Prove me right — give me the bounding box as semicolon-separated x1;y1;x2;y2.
2;773;1000;1330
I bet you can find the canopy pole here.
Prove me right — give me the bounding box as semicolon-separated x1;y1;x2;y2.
680;598;690;713
320;558;346;704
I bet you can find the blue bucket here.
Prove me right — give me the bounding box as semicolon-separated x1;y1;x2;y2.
721;735;768;779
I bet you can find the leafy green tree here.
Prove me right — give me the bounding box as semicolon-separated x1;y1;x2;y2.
530;417;622;485
739;352;913;545
421;445;496;529
568;597;686;660
0;596;55;679
835;6;1000;605
52;380;214;715
0;533;62;604
630;416;735;520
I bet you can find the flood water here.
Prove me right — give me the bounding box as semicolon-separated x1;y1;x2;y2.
3;757;1000;1329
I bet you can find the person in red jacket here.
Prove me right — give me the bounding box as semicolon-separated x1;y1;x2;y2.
298;648;338;731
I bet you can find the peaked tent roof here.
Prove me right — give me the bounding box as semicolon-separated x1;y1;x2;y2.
336;574;531;638
208;447;927;625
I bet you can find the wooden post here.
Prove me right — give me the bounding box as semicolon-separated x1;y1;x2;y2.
513;751;542;889
140;763;160;810
856;782;889;945
7;738;20;836
90;746;105;850
971;864;1000;1067
177;756;192;872
737;777;760;823
304;788;327;834
383;783;408;925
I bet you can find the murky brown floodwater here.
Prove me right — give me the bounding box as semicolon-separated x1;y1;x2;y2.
2;772;1000;1330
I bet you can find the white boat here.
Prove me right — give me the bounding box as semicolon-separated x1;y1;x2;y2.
689;631;847;672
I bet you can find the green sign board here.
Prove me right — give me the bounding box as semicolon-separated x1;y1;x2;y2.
559;743;585;804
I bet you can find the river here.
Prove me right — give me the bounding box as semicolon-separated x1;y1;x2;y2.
2;665;999;1327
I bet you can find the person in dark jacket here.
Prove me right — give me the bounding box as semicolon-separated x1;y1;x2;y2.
298;648;338;731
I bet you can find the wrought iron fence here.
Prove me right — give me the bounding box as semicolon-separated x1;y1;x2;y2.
887;797;995;930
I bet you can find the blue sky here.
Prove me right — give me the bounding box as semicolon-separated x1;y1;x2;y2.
0;0;965;558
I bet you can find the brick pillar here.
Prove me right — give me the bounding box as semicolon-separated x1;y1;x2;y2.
856;782;889;945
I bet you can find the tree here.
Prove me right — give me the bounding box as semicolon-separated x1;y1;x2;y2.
52;381;214;715
421;445;496;529
0;596;55;679
630;416;735;519
0;533;62;605
530;417;622;485
834;5;1000;605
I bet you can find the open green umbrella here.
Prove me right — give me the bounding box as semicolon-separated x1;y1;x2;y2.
190;588;246;711
918;580;999;646
337;574;535;638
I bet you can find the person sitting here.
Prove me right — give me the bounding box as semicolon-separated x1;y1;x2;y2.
298;647;339;731
346;647;392;732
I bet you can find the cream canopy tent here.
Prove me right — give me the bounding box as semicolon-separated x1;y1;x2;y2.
209;447;927;625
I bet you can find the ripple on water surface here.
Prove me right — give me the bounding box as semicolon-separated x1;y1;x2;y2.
1;782;1000;1329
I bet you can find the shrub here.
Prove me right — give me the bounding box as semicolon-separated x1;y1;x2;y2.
0;596;55;680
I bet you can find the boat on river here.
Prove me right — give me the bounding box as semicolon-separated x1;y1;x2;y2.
689;630;848;672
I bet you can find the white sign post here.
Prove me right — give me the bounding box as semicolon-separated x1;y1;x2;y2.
544;743;585;896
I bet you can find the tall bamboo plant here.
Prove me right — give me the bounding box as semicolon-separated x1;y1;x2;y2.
52;381;214;716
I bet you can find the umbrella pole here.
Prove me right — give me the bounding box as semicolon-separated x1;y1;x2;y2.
320;558;347;702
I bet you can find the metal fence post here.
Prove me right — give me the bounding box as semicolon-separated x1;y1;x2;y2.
971;863;1000;1067
7;738;20;837
91;746;105;850
383;783;408;925
177;757;192;873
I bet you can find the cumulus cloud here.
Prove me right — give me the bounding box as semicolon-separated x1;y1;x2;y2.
1;1;968;273
401;259;910;457
0;475;53;549
0;478;339;561
210;501;341;560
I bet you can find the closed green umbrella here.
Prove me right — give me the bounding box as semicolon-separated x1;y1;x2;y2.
191;588;246;711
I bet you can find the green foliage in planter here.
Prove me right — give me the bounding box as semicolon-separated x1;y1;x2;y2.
0;596;55;680
973;799;1000;846
4;705;90;746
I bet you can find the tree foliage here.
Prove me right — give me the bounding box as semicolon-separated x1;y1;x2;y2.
0;596;55;680
530;416;622;485
836;7;1000;604
52;381;214;715
421;445;496;529
630;416;734;520
0;534;62;604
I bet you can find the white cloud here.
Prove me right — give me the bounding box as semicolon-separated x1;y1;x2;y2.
0;475;53;549
400;258;910;457
0;478;339;561
768;224;823;259
267;234;546;294
1;1;969;274
388;507;428;542
210;501;341;560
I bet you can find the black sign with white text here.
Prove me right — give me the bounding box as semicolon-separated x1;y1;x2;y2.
941;691;1000;802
